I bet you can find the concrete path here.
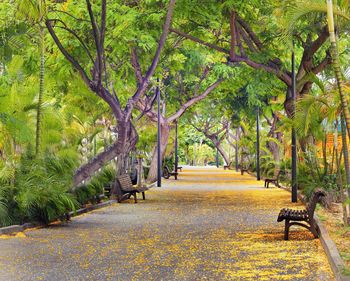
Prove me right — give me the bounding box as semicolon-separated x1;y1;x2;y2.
0;167;334;280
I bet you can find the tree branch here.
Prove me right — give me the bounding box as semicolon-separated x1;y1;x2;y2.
236;15;263;51
131;47;144;86
170;28;230;54
171;28;291;85
311;50;332;74
45;19;91;86
126;0;177;119
168;78;223;123
86;0;103;85
230;11;236;60
237;23;257;53
297;26;329;80
234;56;291;85
52;19;94;63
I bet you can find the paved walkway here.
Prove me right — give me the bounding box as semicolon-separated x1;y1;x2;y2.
0;167;334;280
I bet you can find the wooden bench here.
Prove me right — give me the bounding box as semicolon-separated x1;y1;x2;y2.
264;169;281;188
176;166;183;172
224;162;232;170
163;166;178;180
114;174;148;203
277;189;326;240
241;167;249;175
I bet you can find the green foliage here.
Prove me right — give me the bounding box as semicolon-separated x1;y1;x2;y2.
73;166;116;205
14;151;78;225
17;181;77;225
0;189;9;226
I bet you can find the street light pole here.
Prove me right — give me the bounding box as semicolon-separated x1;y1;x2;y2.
157;80;162;187
291;42;298;202
256;106;261;181
174;121;179;180
216;136;219;168
235;128;239;172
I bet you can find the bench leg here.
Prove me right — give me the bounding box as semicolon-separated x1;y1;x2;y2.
284;220;290;240
264;180;267;188
142;192;145;200
133;192;137;203
309;223;319;238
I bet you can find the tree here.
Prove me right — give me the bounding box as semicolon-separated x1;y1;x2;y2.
44;0;176;184
17;0;47;156
170;1;332;119
135;49;224;182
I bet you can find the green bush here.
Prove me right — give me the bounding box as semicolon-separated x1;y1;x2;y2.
73;165;116;205
0;189;9;226
15;155;78;225
17;181;77;225
0;149;79;226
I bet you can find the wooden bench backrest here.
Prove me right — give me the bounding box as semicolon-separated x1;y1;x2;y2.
306;189;326;218
117;174;134;192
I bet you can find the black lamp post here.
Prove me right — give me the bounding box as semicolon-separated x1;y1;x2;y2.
235;128;239;172
216;148;219;168
256;106;261;181
174;121;179;180
215;136;219;168
157;80;162;187
291;42;298;202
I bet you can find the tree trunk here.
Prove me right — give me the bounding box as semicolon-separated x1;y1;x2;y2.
73;119;138;185
217;144;230;165
147;122;170;183
341;115;350;225
210;138;230;165
327;0;350;143
35;26;45;156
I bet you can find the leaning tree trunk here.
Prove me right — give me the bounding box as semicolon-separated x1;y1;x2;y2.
147;122;170;183
35;26;45;156
73;118;138;185
210;138;230;165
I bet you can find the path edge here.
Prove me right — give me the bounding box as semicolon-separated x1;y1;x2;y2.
0;199;117;235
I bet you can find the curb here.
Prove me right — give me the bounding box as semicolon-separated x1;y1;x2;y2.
315;215;350;281
0;200;117;236
68;199;117;217
278;183;350;281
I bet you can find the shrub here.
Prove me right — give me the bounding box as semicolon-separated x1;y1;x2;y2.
17;181;77;224
12;150;78;225
73;165;116;205
0;189;9;226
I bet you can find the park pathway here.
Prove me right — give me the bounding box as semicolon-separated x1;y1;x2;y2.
0;167;334;280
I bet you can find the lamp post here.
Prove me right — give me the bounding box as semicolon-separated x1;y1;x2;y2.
235;128;239;172
216;148;219;168
291;42;298;202
215;136;219;168
174;121;179;180
157;80;162;187
256;106;261;181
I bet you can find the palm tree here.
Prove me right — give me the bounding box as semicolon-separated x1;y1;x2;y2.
326;0;350;141
18;0;47;156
